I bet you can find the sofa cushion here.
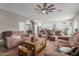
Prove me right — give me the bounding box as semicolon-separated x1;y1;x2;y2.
2;31;12;39
12;35;21;40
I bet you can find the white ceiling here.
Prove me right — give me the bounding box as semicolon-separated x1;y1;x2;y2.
0;3;79;22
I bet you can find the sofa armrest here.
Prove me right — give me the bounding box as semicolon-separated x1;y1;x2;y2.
57;39;69;44
58;36;70;41
56;39;70;47
5;37;13;48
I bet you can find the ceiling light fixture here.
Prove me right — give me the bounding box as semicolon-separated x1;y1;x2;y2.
34;3;56;15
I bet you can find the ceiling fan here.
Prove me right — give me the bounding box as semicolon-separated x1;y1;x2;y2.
34;3;55;15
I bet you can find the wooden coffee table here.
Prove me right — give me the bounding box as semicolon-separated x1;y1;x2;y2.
21;37;46;56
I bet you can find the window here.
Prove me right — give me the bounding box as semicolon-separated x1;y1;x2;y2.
19;22;25;31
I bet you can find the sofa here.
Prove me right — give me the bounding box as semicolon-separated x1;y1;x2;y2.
55;32;79;55
56;32;79;47
0;31;30;56
2;31;29;49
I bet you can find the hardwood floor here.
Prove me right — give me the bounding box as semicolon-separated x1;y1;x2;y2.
44;40;68;56
0;40;68;56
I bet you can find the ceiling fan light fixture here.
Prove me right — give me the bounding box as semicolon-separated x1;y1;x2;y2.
34;3;56;15
42;10;46;13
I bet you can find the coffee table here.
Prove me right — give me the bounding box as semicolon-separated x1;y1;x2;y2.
20;37;46;56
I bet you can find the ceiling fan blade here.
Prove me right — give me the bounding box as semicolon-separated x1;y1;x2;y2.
46;12;49;14
37;5;42;9
48;8;55;10
34;8;41;11
48;10;53;12
34;10;41;14
47;4;54;9
43;3;47;9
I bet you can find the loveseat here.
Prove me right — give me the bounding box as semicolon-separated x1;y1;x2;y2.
2;31;29;49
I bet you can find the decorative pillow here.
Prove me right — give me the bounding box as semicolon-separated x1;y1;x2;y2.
59;47;75;53
12;35;21;39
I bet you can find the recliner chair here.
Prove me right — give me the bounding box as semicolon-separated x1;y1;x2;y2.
56;32;79;47
54;32;79;55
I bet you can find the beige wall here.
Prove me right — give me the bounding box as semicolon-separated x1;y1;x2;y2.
0;9;30;34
